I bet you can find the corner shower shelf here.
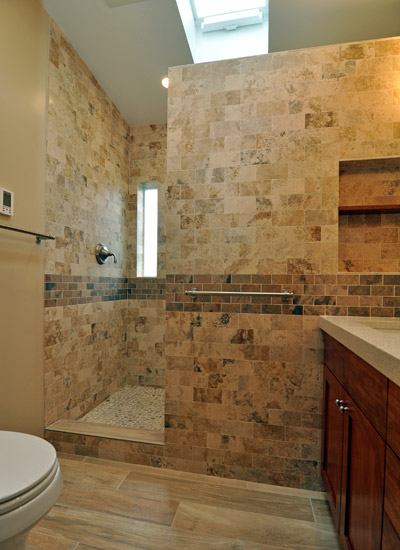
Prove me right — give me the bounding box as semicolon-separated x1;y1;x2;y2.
339;204;400;215
339;156;400;216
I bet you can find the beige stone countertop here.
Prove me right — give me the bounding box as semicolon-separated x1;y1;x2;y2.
319;316;400;388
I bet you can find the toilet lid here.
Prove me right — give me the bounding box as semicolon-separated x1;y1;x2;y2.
0;432;57;504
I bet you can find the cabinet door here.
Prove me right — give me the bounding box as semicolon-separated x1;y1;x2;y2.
340;394;385;550
382;447;400;549
322;367;344;530
388;381;400;458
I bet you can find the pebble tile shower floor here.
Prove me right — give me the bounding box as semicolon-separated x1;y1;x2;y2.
79;386;165;431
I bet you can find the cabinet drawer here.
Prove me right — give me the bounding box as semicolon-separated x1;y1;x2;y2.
388;381;400;458
323;333;388;438
382;447;400;549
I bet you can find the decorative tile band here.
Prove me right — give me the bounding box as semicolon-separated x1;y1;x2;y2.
44;275;165;308
45;272;400;316
166;273;400;317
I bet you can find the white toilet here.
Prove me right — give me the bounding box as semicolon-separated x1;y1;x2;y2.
0;431;63;550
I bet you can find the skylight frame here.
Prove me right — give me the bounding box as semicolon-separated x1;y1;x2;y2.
190;0;267;20
190;0;267;33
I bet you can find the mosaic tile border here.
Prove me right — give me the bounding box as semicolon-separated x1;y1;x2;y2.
44;275;165;308
166;273;400;317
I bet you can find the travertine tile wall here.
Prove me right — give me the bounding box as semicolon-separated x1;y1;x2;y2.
166;39;400;276
128;124;167;276
339;161;400;271
162;37;400;488
339;162;400;208
45;26;169;424
339;212;400;272
45;28;400;489
127;125;167;387
125;277;166;387
44;21;131;425
48;272;400;481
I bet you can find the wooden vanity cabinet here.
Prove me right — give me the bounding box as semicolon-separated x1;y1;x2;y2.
322;367;344;527
383;381;400;548
339;391;385;550
387;381;400;458
382;448;400;549
322;334;387;550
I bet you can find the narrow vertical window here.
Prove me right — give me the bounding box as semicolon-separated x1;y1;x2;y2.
137;182;158;277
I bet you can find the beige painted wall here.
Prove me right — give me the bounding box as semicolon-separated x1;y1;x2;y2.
269;0;400;53
0;0;49;436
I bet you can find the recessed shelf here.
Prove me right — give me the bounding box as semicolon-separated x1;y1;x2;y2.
339;204;400;215
338;156;400;273
339;156;400;169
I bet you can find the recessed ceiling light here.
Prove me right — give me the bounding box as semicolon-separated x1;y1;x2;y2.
161;77;169;89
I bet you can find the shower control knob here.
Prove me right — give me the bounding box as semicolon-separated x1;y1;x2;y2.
95;243;117;265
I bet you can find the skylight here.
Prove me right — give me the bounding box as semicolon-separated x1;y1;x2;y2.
192;0;267;19
176;0;269;63
191;0;267;32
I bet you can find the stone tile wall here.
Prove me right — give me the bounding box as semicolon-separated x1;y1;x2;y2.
163;37;400;488
45;28;400;489
126;278;166;387
339;160;400;271
167;38;400;275
166;273;400;317
44;21;131;425
127;124;167;387
46;21;130;278
45;26;169;424
339;212;400;272
128;124;167;276
339;162;400;208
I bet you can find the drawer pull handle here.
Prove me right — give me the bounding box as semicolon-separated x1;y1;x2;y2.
339;405;350;414
335;399;344;407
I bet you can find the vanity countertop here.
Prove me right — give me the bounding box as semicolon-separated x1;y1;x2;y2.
319;316;400;387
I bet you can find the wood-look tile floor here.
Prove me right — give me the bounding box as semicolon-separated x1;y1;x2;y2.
27;453;341;550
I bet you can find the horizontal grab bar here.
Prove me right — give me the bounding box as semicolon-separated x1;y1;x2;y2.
0;224;55;244
185;288;294;301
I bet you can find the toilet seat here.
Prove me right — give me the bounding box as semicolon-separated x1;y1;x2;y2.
0;461;59;516
0;431;62;548
0;432;57;514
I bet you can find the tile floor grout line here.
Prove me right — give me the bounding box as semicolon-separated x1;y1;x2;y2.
30;528;80;549
115;470;131;490
310;497;317;524
29;458;341;550
62;453;324;497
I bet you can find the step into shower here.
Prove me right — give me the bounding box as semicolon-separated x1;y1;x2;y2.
45;385;165;446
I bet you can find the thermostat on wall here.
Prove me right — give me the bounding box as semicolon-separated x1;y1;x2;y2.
0;188;13;216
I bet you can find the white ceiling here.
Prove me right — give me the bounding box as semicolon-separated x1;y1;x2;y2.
269;0;400;53
40;0;193;126
40;0;400;127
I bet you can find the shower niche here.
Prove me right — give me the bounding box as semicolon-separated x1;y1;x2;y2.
338;157;400;273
